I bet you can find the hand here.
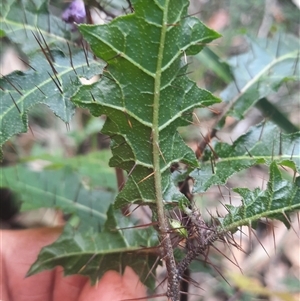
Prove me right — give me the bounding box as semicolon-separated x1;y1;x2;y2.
0;227;147;301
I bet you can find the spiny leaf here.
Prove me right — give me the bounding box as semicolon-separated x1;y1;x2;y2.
28;206;159;289
0;0;73;53
220;34;299;119
192;122;300;193
0;50;104;151
73;0;221;208
0;153;116;231
218;161;300;232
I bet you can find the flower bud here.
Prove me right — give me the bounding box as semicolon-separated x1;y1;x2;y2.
62;0;86;25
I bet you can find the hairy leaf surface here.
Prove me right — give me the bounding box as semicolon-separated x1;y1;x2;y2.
219;162;300;231
73;0;221;208
192;122;300;192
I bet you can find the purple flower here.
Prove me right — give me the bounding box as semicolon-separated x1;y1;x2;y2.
62;0;86;25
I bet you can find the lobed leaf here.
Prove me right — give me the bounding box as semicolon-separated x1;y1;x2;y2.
0;50;105;152
192;122;300;192
0;0;72;53
218;161;300;231
28;206;159;288
73;0;221;208
0;152;116;231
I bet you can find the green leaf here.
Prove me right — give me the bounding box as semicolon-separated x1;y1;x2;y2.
29;150;117;190
0;152;116;231
218;162;300;232
0;50;105;152
192;122;300;192
255;97;299;134
0;0;72;53
73;0;221;208
28;206;159;289
220;34;299;119
195;47;233;84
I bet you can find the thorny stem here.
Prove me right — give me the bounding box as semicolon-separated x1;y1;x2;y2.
152;1;179;300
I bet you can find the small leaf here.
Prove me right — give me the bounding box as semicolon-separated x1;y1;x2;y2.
219;162;300;232
192;122;300;192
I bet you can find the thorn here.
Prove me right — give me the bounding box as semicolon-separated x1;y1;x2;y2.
183;51;187;64
267;219;276;253
244;146;253;157
28;125;35;138
127;163;137;180
65;122;70;132
166;23;179;26
137;171;155;184
250;228;270;258
277;131;283;156
9;92;21;113
228;188;232;205
120;293;167;301
72;183;82;204
292;51;299;76
47;12;51;33
271;137;275;161
204;257;231;286
258;120;266;141
125;0;134;13
282;211;299;239
113;222;159;231
182;10;203;19
176;71;194;78
5;77;23;95
275;34;281;58
78;253;97;273
244;62;254;80
247;41;255;63
232;77;241;94
38;28;55;62
35;85;46;96
32;31;58;75
68;43;77;75
142;255;160;285
210;157;215;174
155;142;166;164
124;110;133;128
223;235;243;274
18;57;36;71
210;244;242;268
290;142;296;161
248;222;252;251
47;71;63;94
81;40;90;67
89;92;96;102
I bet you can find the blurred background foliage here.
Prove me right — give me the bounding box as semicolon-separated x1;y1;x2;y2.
0;0;299;300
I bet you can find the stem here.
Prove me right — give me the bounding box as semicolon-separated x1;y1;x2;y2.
153;1;179;300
